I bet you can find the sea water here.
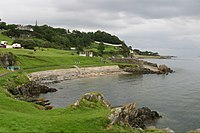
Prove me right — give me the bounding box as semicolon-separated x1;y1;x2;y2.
40;57;200;132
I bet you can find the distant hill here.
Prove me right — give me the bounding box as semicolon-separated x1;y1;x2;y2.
0;22;129;56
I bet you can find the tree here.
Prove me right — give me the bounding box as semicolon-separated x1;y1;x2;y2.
128;46;132;50
0;22;7;30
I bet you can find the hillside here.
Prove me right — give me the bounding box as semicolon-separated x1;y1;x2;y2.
1;21;130;56
0;31;13;44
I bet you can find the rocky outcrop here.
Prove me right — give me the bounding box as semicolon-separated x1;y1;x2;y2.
110;58;158;68
72;92;161;130
112;58;174;74
72;92;111;109
8;81;57;110
108;102;161;129
158;64;174;74
9;81;57;97
0;52;17;67
123;67;159;74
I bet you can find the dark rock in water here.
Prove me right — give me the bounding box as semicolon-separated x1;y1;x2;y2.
9;82;57;110
34;98;50;106
16;97;54;110
9;81;57;97
158;64;174;74
108;103;161;129
45;106;53;110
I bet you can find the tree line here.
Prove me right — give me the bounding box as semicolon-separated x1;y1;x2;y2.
1;22;129;53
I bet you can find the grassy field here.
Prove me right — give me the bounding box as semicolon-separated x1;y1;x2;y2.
0;31;13;45
0;48;115;72
0;48;166;132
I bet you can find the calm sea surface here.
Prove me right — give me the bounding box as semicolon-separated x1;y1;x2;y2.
40;57;200;132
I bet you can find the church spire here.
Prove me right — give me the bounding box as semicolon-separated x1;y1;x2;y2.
35;20;38;26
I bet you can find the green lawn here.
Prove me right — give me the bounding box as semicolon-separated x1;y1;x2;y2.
0;48;115;72
0;31;13;45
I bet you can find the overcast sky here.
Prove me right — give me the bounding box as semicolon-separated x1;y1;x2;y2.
1;0;200;57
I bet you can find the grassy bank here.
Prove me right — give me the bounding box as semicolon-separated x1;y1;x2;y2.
0;48;116;72
0;48;166;132
0;72;142;133
0;31;13;45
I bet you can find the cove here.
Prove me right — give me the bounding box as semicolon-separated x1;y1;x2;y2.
39;58;200;132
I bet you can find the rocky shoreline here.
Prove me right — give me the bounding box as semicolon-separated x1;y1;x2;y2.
111;58;174;74
72;92;163;131
28;65;130;84
8;81;57;110
29;60;174;85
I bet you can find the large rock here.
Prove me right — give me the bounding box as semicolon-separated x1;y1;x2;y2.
158;65;174;74
72;92;111;109
108;103;161;129
9;81;57;97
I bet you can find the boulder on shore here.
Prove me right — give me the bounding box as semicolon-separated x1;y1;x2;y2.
158;64;174;74
108;103;162;129
71;92;161;129
9;81;57;97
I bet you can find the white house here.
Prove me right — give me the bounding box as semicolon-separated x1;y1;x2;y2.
79;51;93;57
1;41;8;45
12;43;21;48
0;41;8;48
79;52;86;56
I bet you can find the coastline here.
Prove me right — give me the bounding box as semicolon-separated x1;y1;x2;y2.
28;65;130;84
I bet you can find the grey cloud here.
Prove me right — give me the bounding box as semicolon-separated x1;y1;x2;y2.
53;0;200;19
1;0;200;56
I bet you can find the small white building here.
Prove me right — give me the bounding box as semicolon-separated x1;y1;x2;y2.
6;45;13;48
12;43;21;48
0;41;8;48
70;47;76;50
1;41;8;45
79;51;93;57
